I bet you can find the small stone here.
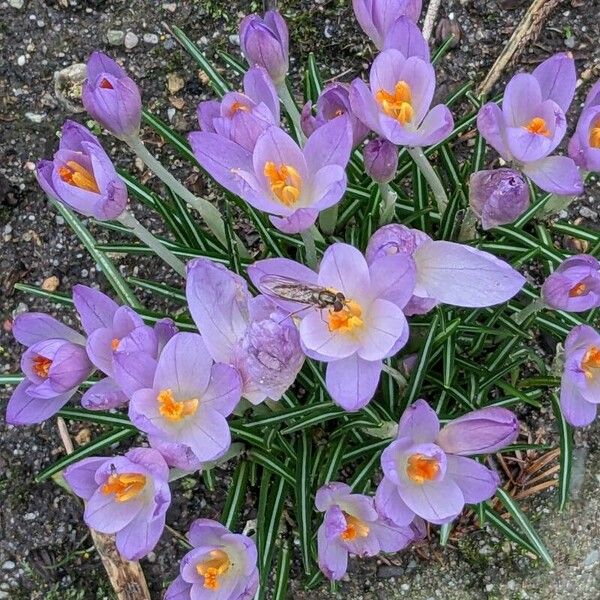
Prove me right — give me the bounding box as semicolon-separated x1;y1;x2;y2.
167;108;176;122
17;55;26;67
162;2;177;12
25;112;45;123
54;63;87;113
55;215;65;226
23;512;36;521
167;72;185;94
1;561;15;571
497;0;527;8
435;18;462;48
8;0;24;8
565;35;576;49
228;34;240;46
124;31;139;49
107;29;125;46
377;565;404;578
143;33;159;44
75;428;92;446
579;206;599;221
41;276;59;292
584;549;599;567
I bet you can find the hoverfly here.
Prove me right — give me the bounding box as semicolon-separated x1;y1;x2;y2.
259;274;347;312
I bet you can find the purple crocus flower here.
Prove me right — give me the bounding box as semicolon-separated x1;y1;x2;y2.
64;447;171;560
316;482;417;581
301;83;369;148
569;80;600;172
190;118;352;233
129;332;242;463
541;255;600;313
469;168;530;230
349;49;454;147
82;51;142;140
352;0;423;49
148;436;203;473
376;400;518;525
363;137;399;183
165;519;259;600
250;243;416;411
186;258;304;404
477;53;583;196
36;120;128;221
366;224;526;315
239;11;289;85
197;66;280;152
560;325;600;427
6;313;93;425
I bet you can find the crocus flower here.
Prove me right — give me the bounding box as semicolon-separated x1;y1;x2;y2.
190;118;352;233
350;49;454;147
36;120;128;220
250;243;416;410
239;11;289;85
165;519;259;600
560;325;600;426
82;51;142;140
569;80;600;172
375;400;518;525
352;0;423;49
541;255;600;313
186;258;304;404
477;53;583;196
6;313;93;425
366;224;526;315
129;332;242;462
383;16;430;60
197;66;280;152
148;436;203;473
301;83;369;148
316;482;417;581
469;168;530;230
64;447;171;560
364;137;399;183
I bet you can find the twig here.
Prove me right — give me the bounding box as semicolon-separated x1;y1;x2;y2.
477;0;564;96
55;417;151;600
422;0;442;42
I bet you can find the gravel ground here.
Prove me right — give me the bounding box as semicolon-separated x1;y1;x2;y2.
1;0;599;598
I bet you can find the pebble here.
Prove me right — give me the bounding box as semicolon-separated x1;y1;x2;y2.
17;55;26;67
228;34;240;46
23;512;36;521
8;0;24;8
579;206;599;220
162;2;177;11
41;276;59;291
107;29;125;46
124;31;139;49
54;62;87;113
143;33;159;44
1;562;15;571
0;592;8;599
377;565;404;578
25;112;45;123
583;549;598;567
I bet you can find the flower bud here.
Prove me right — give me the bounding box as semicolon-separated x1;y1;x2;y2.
364;138;399;183
239;11;289;85
365;224;431;265
469;168;530;230
82;52;142;140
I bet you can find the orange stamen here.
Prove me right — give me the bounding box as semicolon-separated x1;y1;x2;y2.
523;117;550;137
569;282;588;298
32;355;52;379
157;388;199;422
340;513;370;542
230;100;250;114
327;300;363;334
197;550;231;590
58;160;100;193
99;78;114;89
376;81;414;124
582;346;600;380
263;162;302;206
101;472;146;502
406;453;440;484
111;338;121;351
589;120;600;148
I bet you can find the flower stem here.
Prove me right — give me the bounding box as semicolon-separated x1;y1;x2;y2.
511;297;545;325
277;82;305;144
379;182;398;225
538;193;576;218
319;204;338;235
407;146;449;216
126;136;249;257
301;226;318;269
118;210;187;278
458;207;479;241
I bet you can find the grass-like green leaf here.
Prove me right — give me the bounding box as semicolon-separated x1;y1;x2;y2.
273;540;292;600
551;393;573;512
221;460;250;531
295;431;314;576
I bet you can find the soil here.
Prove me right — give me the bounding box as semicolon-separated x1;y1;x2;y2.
0;0;599;599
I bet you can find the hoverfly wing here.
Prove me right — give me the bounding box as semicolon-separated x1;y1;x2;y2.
258;274;324;305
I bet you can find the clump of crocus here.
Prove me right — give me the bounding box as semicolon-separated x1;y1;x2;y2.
469;168;530;230
376;400;518;524
165;519;259;600
82;51;142;140
541;255;600;313
349;49;454;148
251;243;416;410
301;83;369;148
129;332;242;463
366;224;526;315
477;53;583;196
64;447;171;560
186;259;304;404
239;11;289;86
316;482;418;581
190;119;352;233
364;137;399;183
6;313;93;425
36;120;128;220
197;66;280;152
569;80;600;173
560;325;600;426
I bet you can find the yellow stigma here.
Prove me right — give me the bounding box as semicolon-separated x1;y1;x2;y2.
58;160;100;193
263;161;302;207
340;513;370;542
376;81;414;124
589;120;600;148
230;100;250;114
101;473;147;502
569;282;588;298
582;346;600;380
157;388;199;422
327;300;363;334
32;355;52;378
406;453;440;485
111;337;121;351
523;117;550;137
197;549;231;590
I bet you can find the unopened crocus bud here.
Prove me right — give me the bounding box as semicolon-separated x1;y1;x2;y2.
469;168;530;230
36;120;128;220
82;51;142;140
364;137;398;183
436;407;519;455
239;11;289;85
541;254;600;312
568;81;600;173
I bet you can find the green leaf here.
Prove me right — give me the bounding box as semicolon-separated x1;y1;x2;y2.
248;449;295;485
440;521;453;546
217;50;246;76
318;434;347;487
273;540;292;600
142;110;197;164
0;374;26;385
221;460;250;531
57;408;134;429
551;393;573;512
480;504;537;556
294;431;314;576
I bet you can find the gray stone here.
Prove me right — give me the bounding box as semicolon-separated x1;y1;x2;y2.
53;62;87;113
8;0;24;8
124;31;139;49
377;565;404;578
107;29;125;46
1;561;15;571
143;33;159;44
583;549;598;567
